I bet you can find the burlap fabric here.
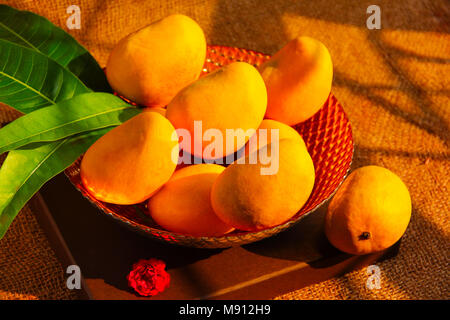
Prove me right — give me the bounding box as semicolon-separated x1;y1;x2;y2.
0;0;448;299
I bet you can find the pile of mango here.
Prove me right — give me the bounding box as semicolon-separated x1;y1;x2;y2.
80;14;411;255
80;14;328;235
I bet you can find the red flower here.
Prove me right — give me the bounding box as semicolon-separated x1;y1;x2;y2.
127;258;170;297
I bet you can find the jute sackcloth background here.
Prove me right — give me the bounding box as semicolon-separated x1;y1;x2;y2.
0;0;448;299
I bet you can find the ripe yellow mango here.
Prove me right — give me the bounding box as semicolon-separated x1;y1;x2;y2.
106;14;206;107
166;62;267;159
259;36;333;125
148;164;234;236
325;166;411;255
211;139;315;231
81;112;178;205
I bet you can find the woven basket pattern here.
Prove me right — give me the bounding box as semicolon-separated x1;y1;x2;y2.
65;45;354;248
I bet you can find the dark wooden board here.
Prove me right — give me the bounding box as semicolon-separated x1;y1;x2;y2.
29;193;92;299
37;173;398;300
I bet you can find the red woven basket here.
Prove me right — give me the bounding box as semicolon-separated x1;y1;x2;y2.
65;45;354;248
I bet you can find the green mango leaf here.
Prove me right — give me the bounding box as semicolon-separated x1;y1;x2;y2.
0;4;111;92
0;128;111;239
0;38;91;113
0;92;141;154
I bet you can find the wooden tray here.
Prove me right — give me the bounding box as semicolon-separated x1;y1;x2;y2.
36;173;399;300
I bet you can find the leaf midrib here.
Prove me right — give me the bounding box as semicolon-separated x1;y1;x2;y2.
9;139;66;207
0;20;41;53
0;27;91;100
0;69;55;105
1;105;134;150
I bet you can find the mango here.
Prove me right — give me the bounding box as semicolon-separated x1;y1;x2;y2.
325;166;411;255
166;62;267;159
259;36;333;125
106;14;206;107
148;164;234;236
245;119;306;156
81;112;178;205
211;139;315;231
